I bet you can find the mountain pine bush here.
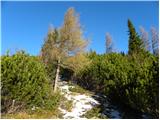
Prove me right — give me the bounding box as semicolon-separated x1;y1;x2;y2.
1;51;59;113
75;52;158;118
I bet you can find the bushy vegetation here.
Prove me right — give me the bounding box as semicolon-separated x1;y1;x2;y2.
75;52;159;118
73;19;159;118
2;7;158;119
1;51;61;114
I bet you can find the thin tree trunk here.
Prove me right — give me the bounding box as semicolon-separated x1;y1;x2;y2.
54;58;60;92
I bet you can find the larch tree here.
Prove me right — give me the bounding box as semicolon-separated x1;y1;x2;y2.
60;7;89;73
41;28;61;87
128;19;143;55
40;26;59;65
151;26;159;55
41;7;88;92
139;26;151;52
105;33;113;53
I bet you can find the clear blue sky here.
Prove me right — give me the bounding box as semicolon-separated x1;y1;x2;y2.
2;1;159;55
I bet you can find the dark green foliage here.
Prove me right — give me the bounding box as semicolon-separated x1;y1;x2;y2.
1;51;59;113
128;19;143;55
76;52;159;118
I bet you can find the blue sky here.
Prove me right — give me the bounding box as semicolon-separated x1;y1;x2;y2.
2;1;159;55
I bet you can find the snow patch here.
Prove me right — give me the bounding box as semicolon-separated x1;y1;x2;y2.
58;80;99;119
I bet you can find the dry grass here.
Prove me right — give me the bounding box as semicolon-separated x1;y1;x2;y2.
82;106;100;118
1;108;63;119
60;96;73;112
2;90;64;119
82;106;108;119
65;100;73;112
69;85;93;95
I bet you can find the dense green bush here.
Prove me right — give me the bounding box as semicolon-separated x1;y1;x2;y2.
1;51;60;113
124;53;158;116
75;52;159;118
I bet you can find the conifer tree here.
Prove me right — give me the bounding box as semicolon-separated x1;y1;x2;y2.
41;8;88;92
128;19;143;55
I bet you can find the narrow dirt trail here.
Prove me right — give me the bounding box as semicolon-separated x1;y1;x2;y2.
58;80;99;119
57;80;152;119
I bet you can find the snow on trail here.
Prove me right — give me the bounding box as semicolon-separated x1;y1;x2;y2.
58;80;99;119
57;80;152;119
